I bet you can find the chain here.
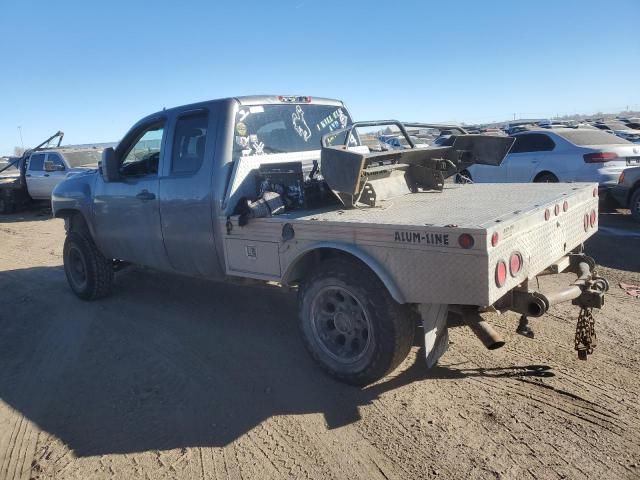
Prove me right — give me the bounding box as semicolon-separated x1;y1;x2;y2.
574;307;597;360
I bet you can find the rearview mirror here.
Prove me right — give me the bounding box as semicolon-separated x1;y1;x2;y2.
101;147;120;182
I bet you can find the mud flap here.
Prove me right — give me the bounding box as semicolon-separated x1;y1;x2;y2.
419;303;449;368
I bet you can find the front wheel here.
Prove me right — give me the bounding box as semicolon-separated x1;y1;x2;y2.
298;258;416;386
63;231;114;300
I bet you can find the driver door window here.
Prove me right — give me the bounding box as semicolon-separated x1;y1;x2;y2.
121;124;164;176
45;153;66;171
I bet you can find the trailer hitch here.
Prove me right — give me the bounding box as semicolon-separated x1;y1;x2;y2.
505;254;608;360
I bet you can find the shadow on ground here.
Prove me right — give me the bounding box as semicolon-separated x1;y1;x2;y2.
0;265;553;457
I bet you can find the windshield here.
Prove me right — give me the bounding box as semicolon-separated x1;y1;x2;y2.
233;104;352;159
556;130;632;146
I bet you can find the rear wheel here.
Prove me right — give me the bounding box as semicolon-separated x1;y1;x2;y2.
63;231;114;300
0;194;15;214
298;257;415;386
630;189;640;223
534;172;558;183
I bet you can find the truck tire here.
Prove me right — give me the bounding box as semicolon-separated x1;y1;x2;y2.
63;231;114;300
0;195;15;214
630;189;640;223
298;258;415;386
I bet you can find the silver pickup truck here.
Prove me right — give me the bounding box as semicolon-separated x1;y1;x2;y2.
52;95;608;385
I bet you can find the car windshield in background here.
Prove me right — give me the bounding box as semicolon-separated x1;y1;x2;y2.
556;130;632;146
233;104;351;159
62;149;103;167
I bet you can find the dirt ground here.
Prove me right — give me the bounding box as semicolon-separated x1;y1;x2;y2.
0;207;639;480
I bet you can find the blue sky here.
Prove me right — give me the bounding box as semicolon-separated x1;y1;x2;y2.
0;0;638;155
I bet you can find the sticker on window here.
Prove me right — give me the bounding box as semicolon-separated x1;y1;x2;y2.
292;105;312;142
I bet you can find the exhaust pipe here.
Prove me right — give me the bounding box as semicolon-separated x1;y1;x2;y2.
451;306;506;350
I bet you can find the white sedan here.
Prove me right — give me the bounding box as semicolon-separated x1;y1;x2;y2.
461;128;640;192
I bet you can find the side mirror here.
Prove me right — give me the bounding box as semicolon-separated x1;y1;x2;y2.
101;147;120;182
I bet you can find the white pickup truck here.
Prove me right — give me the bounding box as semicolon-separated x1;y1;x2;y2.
0;131;102;213
51;96;608;385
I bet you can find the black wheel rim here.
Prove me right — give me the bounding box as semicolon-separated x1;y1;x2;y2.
310;286;372;364
67;246;88;291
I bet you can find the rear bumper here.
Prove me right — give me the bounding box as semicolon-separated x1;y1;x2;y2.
497;254;608;317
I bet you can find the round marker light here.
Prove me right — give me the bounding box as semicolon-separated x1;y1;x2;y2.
544;208;550;221
590;209;597;227
563;200;569;212
509;252;523;276
584;213;589;232
458;233;474;249
593;187;598;197
554;204;560;216
491;232;499;247
495;260;508;288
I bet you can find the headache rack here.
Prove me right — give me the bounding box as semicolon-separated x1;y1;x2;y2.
320;121;514;208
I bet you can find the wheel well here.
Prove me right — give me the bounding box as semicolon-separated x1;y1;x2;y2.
283;247;405;303
533;171;557;182
56;209;89;234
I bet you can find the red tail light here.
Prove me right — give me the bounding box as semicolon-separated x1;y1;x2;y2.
590;210;597;227
509;252;523;276
583;152;618;163
544;208;550;221
563;200;569;212
491;231;499;247
593;187;598;197
495;260;508;287
554;204;560;216
458;234;474;249
584;213;589;231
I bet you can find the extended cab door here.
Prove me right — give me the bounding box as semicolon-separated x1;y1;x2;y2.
158;107;222;277
25;153;47;199
92;120;171;269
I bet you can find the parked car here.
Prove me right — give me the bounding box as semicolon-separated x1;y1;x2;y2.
461;128;640;198
50;95;607;384
592;121;640;143
611;166;640;221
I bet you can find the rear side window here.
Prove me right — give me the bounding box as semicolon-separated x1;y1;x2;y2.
510;134;555;153
28;153;46;171
171;112;208;174
557;130;632;146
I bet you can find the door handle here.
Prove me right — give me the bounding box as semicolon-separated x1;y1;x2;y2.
136;190;156;201
44;174;50;177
